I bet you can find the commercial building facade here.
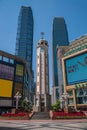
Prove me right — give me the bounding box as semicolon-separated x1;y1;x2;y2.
0;50;32;111
52;46;67;104
62;35;87;110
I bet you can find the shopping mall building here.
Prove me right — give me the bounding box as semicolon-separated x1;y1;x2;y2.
0;50;32;112
62;35;87;110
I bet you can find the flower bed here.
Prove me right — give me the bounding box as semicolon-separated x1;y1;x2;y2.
0;116;29;120
52;111;86;119
55;116;87;119
0;112;30;120
1;112;29;117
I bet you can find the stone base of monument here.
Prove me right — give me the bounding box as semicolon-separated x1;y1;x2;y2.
34;94;51;112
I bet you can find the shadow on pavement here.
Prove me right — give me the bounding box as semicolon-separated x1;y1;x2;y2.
0;128;23;130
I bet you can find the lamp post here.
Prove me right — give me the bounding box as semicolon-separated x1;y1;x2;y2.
59;97;64;110
60;92;69;113
25;97;29;103
14;92;21;109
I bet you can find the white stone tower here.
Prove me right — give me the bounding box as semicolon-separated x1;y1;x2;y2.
34;38;51;112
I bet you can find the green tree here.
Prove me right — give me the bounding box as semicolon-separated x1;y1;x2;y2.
52;100;61;111
21;99;32;112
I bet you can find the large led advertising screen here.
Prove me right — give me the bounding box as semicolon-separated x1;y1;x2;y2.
0;79;13;97
65;52;87;85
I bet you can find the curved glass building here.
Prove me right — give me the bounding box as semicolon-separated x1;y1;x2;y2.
15;6;33;71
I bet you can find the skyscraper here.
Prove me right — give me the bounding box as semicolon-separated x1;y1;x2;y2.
15;6;33;71
52;17;69;87
52;17;69;103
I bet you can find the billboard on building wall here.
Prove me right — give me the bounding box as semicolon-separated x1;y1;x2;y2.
15;64;24;82
65;52;87;85
0;79;13;97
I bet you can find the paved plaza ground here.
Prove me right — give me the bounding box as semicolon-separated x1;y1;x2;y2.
0;119;87;130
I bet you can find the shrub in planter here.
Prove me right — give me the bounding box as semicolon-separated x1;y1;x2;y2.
52;100;61;111
21;99;32;112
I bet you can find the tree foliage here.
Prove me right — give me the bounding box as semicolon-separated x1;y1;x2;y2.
21;99;32;112
52;100;61;111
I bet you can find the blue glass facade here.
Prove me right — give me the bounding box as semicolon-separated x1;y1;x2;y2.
15;6;33;71
52;17;69;86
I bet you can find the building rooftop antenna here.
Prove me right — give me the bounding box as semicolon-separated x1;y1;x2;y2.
41;32;44;39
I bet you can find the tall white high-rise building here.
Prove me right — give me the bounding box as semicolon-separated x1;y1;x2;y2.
34;38;51;112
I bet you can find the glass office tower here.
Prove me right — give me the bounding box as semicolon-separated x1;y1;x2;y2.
15;6;33;71
52;17;69;87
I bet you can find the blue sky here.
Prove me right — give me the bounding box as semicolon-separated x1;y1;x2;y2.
0;0;87;87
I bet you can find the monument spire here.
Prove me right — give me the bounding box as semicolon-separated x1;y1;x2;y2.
41;32;44;39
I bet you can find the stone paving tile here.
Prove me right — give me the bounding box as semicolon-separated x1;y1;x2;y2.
0;120;87;130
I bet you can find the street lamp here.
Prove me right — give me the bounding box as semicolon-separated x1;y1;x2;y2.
25;97;29;103
14;92;21;109
59;97;64;110
60;92;69;112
